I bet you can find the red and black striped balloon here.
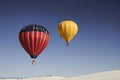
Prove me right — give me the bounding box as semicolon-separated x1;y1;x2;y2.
19;24;50;59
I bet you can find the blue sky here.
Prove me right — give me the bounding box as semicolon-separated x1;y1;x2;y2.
0;0;120;78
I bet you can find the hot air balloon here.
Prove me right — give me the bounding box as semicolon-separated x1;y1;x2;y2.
58;20;78;46
19;24;50;64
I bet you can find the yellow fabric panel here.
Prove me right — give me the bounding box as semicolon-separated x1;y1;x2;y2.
58;20;78;43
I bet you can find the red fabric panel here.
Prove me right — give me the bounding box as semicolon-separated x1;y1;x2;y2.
19;31;50;58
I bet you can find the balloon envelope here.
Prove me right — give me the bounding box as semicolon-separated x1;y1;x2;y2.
19;24;50;59
58;20;78;45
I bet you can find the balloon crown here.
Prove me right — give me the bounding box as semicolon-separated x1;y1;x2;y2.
20;24;49;34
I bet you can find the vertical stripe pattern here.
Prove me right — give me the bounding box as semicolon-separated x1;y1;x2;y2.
58;20;78;43
19;24;50;58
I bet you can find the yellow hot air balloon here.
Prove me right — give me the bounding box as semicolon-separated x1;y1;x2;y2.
58;20;78;46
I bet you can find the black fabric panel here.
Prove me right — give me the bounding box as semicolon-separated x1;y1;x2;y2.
30;55;37;59
20;24;49;34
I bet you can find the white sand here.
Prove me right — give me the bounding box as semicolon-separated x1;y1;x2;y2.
23;76;67;80
1;70;120;80
67;70;120;80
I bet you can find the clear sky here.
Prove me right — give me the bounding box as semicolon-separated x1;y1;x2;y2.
0;0;120;78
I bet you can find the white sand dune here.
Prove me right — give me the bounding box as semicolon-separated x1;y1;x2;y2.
67;70;120;80
1;70;120;80
23;76;67;80
0;78;22;80
24;70;120;80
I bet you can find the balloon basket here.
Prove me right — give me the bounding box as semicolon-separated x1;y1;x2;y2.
32;60;36;65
